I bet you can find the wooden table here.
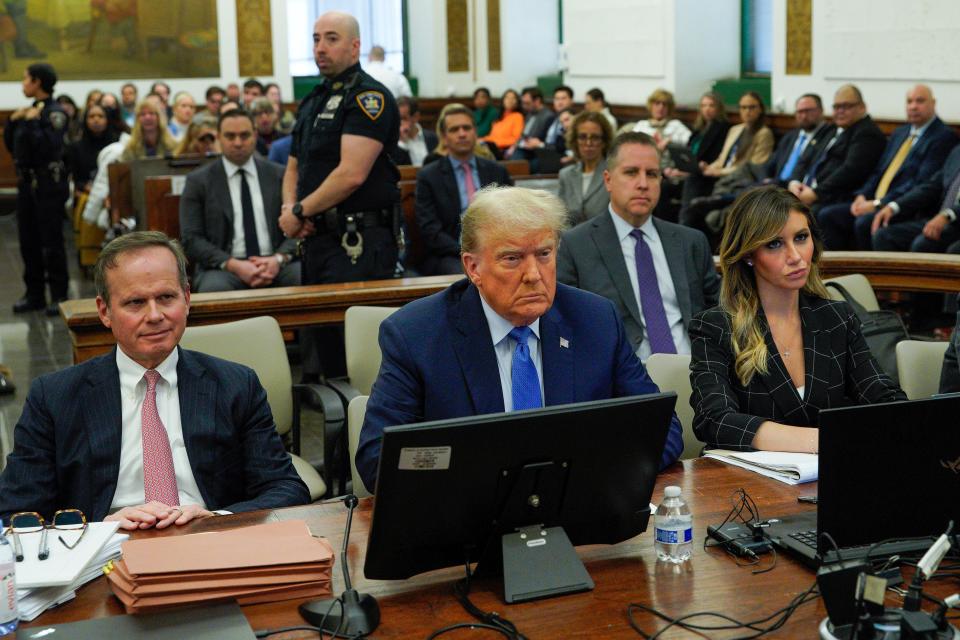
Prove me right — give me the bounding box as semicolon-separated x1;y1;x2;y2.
20;459;846;638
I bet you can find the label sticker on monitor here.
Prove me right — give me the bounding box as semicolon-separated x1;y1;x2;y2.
398;446;451;470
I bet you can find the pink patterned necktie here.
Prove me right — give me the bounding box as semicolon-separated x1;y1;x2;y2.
461;160;476;203
141;369;180;506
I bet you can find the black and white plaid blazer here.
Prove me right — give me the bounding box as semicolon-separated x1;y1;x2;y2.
689;294;905;450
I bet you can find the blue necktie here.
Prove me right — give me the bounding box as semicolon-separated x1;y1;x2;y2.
630;229;677;354
509;326;543;410
778;132;806;182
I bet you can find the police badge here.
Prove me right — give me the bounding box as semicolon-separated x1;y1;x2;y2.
356;91;385;120
49;111;67;131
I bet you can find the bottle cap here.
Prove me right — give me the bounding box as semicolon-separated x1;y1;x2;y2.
664;485;681;498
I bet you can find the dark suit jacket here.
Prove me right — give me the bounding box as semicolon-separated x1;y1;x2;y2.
689;296;905;450
355;280;685;491
855;117;957;207
522;108;556;142
557;214;720;354
179;157;297;270
690;120;731;165
892;144;960;220
414;155;513;274
940;293;960;394
763;122;832;184
0;348;310;522
801;115;887;205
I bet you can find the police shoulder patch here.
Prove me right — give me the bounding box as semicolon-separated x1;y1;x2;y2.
49;111;67;131
356;91;385;121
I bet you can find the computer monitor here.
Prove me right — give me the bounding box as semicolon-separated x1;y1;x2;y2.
363;393;676;603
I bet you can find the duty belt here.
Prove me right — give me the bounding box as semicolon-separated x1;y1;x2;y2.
317;207;401;265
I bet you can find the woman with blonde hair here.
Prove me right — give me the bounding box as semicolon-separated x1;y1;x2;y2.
121;98;177;161
633;88;691;149
689;186;903;452
173;113;220;157
557;110;614;225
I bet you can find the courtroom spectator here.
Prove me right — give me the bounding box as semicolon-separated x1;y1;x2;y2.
219;100;241;115
99;93;131;135
939;294;960;394
167;91;197;141
56;94;82;142
268;135;293;166
558;132;720;360
689;186;904;452
422;103;496;166
788;84;886;219
250;97;281;156
65;104;120;193
120;82;137;127
666;91;731;207
396;96;438;166
414;104;512;275
225;82;241;104
481;89;523;155
180;109;300;292
817;84;957;249
82;130;132;229
523;85;573;152
584;87;617;131
83;89;104;111
555;108;575;162
679;91;774;233
242;78;264;109
873;144;960;254
264;82;295;134
364;44;412;99
356;185;684;491
633;88;691;149
472;87;497;137
507;86;556;159
173;113;219;157
557;110;614;226
149;81;172;119
121;98;177;161
761;94;830;188
204;85;226;115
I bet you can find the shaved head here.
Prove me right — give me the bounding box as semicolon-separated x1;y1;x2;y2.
320;11;359;39
906;84;936;125
313;11;361;77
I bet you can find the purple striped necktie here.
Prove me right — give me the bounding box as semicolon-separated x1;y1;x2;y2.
630;229;676;354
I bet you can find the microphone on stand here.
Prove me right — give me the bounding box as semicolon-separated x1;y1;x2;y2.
299;494;380;637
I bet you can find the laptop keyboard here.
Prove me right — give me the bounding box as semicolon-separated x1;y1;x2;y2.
789;529;818;550
787;528;933;564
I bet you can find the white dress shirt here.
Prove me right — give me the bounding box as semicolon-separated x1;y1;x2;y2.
479;296;545;411
608;208;690;360
223;156;273;258
364;60;412;99
398;125;429;166
111;348;207;510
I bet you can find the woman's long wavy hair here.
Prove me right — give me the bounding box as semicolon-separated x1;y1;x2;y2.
718;186;829;386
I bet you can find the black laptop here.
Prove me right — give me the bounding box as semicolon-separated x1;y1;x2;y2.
764;394;960;567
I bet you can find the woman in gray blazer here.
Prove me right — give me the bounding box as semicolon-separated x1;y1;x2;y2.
558;110;614;226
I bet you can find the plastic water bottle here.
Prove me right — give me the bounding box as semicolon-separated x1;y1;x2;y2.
0;533;17;637
654;485;693;563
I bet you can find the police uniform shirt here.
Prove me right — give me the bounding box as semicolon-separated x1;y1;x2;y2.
290;62;400;213
4;99;68;174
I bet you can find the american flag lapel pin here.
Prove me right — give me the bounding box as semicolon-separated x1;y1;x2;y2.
560;337;569;349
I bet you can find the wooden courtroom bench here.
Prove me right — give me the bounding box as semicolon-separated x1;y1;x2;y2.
59;252;960;364
143;175;182;240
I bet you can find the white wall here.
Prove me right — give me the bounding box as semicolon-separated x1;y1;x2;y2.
772;0;960;121
562;0;739;108
0;0;294;109
407;0;559;98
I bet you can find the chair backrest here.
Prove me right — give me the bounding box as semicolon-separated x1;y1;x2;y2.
344;306;400;395
347;395;371;498
824;274;879;312
179;316;293;435
896;340;949;400
644;353;699;459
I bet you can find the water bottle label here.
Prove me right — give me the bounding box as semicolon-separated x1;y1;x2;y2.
1;568;16;623
655;527;692;544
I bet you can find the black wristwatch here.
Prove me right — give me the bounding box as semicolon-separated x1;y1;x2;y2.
292;202;305;220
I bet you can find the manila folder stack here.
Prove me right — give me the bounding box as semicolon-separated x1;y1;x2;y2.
106;520;334;613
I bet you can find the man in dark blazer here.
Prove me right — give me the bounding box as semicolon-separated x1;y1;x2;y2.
789;85;887;222
357;186;684;492
763;94;831;185
558;132;720;359
816;85;957;249
873;144;960;253
414;104;513;275
395;96;438;166
179;109;300;293
0;232;309;528
506;87;556;159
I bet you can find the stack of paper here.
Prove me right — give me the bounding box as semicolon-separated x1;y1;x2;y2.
9;521;127;621
704;449;818;485
105;520;334;613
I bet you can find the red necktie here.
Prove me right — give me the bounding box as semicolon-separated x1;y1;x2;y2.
461;160;476;203
141;370;180;506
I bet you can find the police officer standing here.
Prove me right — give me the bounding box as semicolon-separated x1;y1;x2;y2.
5;63;70;316
279;10;401;379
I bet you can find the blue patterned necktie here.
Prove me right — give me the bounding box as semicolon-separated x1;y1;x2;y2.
509;326;543;410
778;132;806;182
630;229;677;354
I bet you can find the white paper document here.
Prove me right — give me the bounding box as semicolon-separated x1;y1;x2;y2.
704;450;818;485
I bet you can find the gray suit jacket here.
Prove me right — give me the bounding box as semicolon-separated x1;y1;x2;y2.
179;157;298;270
557;212;720;353
558;159;610;225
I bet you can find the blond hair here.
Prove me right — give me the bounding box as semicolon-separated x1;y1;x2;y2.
122;98;176;161
461;185;568;255
718;186;829;386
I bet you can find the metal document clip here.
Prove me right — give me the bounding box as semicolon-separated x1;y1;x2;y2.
341;214;363;264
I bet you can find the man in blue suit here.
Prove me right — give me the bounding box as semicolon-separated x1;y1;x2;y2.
356;186;684;493
816;84;957;249
0;232;309;529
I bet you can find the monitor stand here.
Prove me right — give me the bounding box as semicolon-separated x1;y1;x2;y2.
501;524;594;603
